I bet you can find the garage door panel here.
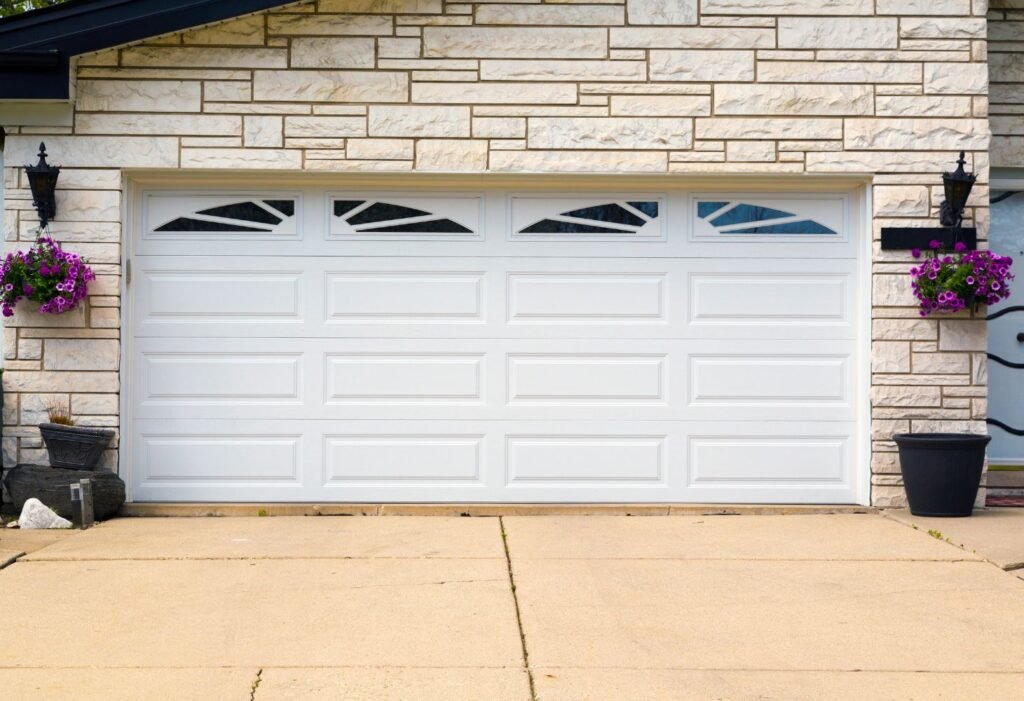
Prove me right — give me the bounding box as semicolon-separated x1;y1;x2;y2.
134;260;314;338
133;338;854;422
326;270;486;324
133;338;314;415
136;431;304;485
134;256;855;341
131;419;857;503
140;352;304;405
507;353;668;406
507;272;668;325
689;436;848;485
689;275;846;323
324;434;485;486
685;345;854;421
506;434;667;487
686;423;858;503
325;353;486;405
129;187;863;504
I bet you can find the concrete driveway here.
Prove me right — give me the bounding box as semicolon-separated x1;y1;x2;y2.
2;512;1023;700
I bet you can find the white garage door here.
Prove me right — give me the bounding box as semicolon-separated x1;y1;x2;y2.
128;186;864;504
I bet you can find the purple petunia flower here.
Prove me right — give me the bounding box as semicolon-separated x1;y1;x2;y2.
911;248;921;259
0;238;95;316
908;247;1014;316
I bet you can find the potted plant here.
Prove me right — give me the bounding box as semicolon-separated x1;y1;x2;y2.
893;241;1014;516
39;402;114;471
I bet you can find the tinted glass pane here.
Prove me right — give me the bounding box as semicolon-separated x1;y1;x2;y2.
710;204;796;227
263;200;295;217
155;217;270;233
520;219;636;235
628;201;659;218
724;220;835;235
990;191;1024;260
334;200;366;218
561;203;645;227
362;218;473;234
697;201;728;219
348;202;432;226
197;202;281;225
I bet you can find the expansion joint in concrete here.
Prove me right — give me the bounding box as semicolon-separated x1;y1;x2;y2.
499;515;536;701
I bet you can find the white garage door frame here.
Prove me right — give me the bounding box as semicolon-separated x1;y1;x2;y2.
119;172;873;506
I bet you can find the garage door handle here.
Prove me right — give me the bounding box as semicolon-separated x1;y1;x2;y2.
1018;333;1024;343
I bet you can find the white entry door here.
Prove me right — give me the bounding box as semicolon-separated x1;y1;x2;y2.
128;186;864;503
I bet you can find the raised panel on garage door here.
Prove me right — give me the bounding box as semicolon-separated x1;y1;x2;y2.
128;186;864;504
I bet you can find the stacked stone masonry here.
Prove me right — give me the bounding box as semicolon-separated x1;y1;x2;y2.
991;0;1024;167
0;0;995;506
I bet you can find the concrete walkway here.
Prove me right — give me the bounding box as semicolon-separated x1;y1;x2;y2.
2;513;1023;700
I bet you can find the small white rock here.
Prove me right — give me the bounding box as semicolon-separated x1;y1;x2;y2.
18;498;72;530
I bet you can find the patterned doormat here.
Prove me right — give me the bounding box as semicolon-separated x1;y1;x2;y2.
986;495;1024;507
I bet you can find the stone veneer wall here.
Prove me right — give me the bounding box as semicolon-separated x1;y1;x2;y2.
991;0;1024;167
0;0;993;506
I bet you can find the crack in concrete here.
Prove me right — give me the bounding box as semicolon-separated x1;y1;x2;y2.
249;668;262;700
881;511;1024;573
0;552;26;571
21;555;504;562
323;578;506;591
500;516;537;701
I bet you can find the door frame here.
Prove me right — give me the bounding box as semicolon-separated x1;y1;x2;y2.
986;176;1024;467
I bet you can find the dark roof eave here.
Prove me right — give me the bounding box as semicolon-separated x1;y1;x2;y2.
0;0;293;100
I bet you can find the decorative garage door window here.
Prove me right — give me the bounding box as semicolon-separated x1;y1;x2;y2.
692;196;846;240
145;194;300;239
328;194;481;240
511;196;664;241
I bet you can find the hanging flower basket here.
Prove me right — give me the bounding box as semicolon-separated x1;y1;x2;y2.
909;240;1013;316
0;236;95;317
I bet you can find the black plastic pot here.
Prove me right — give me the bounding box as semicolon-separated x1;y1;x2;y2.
893;433;991;517
39;423;115;470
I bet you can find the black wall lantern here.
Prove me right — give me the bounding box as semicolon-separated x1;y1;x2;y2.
939;151;977;228
881;151;977;251
25;142;60;229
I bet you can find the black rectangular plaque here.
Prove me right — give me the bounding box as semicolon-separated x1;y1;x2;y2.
880;226;976;251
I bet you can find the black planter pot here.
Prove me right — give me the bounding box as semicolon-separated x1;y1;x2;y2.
893;433;991;517
39;423;115;470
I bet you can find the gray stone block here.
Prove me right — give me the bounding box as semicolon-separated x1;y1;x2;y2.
4;465;125;521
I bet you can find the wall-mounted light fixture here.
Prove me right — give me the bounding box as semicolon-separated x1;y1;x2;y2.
880;151;977;251
938;151;977;228
25;142;60;229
